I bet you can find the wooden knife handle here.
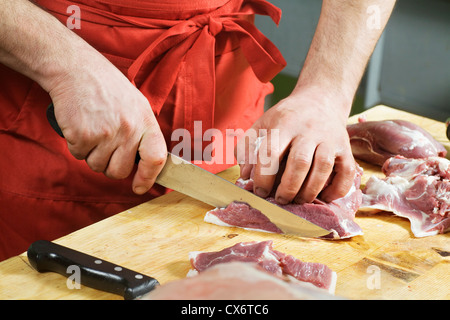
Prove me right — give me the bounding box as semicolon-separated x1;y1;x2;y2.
27;240;159;300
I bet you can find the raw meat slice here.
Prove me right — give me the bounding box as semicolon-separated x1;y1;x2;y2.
188;240;337;294
347;119;447;166
143;262;339;300
204;164;364;239
361;156;450;237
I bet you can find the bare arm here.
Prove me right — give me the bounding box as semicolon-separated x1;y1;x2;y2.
0;0;167;195
296;0;395;109
237;0;396;204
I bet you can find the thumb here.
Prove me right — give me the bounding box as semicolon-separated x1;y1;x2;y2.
132;129;167;195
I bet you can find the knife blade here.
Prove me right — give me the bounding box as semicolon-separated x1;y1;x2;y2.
27;240;159;300
156;153;330;237
46;104;330;237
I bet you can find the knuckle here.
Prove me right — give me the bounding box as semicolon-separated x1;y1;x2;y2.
138;151;167;178
318;154;334;167
150;150;168;167
316;156;334;174
87;159;105;173
106;165;131;180
119;118;135;137
68;149;85;160
342;162;357;177
280;185;299;199
290;152;311;169
98;126;114;140
67;144;86;160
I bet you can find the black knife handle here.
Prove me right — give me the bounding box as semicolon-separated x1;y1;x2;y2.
46;103;141;163
27;240;159;300
46;103;64;138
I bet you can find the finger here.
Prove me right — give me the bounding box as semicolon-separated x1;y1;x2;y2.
104;143;137;180
320;150;356;202
132;130;167;195
274;138;315;204
84;142;115;173
252;129;286;198
67;139;96;161
294;142;335;204
235;127;259;180
103;122;140;179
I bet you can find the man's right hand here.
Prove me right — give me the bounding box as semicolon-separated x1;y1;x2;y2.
0;0;167;195
48;52;167;195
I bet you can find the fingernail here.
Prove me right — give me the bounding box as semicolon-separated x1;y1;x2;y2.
241;165;253;180
134;186;148;195
255;187;268;198
276;196;289;205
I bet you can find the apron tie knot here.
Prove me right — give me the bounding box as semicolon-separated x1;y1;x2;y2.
192;14;224;36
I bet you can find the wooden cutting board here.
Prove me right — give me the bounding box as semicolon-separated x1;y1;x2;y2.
0;105;449;300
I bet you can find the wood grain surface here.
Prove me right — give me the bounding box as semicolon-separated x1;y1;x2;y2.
0;106;448;300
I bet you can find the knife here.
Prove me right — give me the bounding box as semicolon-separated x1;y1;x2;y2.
27;240;159;300
46;104;330;237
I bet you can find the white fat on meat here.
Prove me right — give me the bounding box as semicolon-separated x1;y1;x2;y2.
398;122;439;153
361;156;450;237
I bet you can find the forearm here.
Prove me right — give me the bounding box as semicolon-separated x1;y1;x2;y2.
294;0;396;117
0;0;99;92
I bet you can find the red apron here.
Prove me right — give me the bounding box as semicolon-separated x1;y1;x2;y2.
0;0;285;260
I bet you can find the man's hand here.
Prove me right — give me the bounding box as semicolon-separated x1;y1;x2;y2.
49;53;167;195
236;0;396;204
236;88;355;204
0;0;167;195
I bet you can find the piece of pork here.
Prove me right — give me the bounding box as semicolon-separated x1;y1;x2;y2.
143;262;339;300
347;119;447;166
188;241;337;294
204;164;364;239
361;156;450;237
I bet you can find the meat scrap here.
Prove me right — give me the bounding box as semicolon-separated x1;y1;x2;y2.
204;164;364;239
347;119;447;166
188;240;337;294
361;156;450;237
144;262;338;300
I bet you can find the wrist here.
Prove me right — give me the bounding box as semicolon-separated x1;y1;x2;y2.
37;33;98;94
0;0;104;95
290;83;353;123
